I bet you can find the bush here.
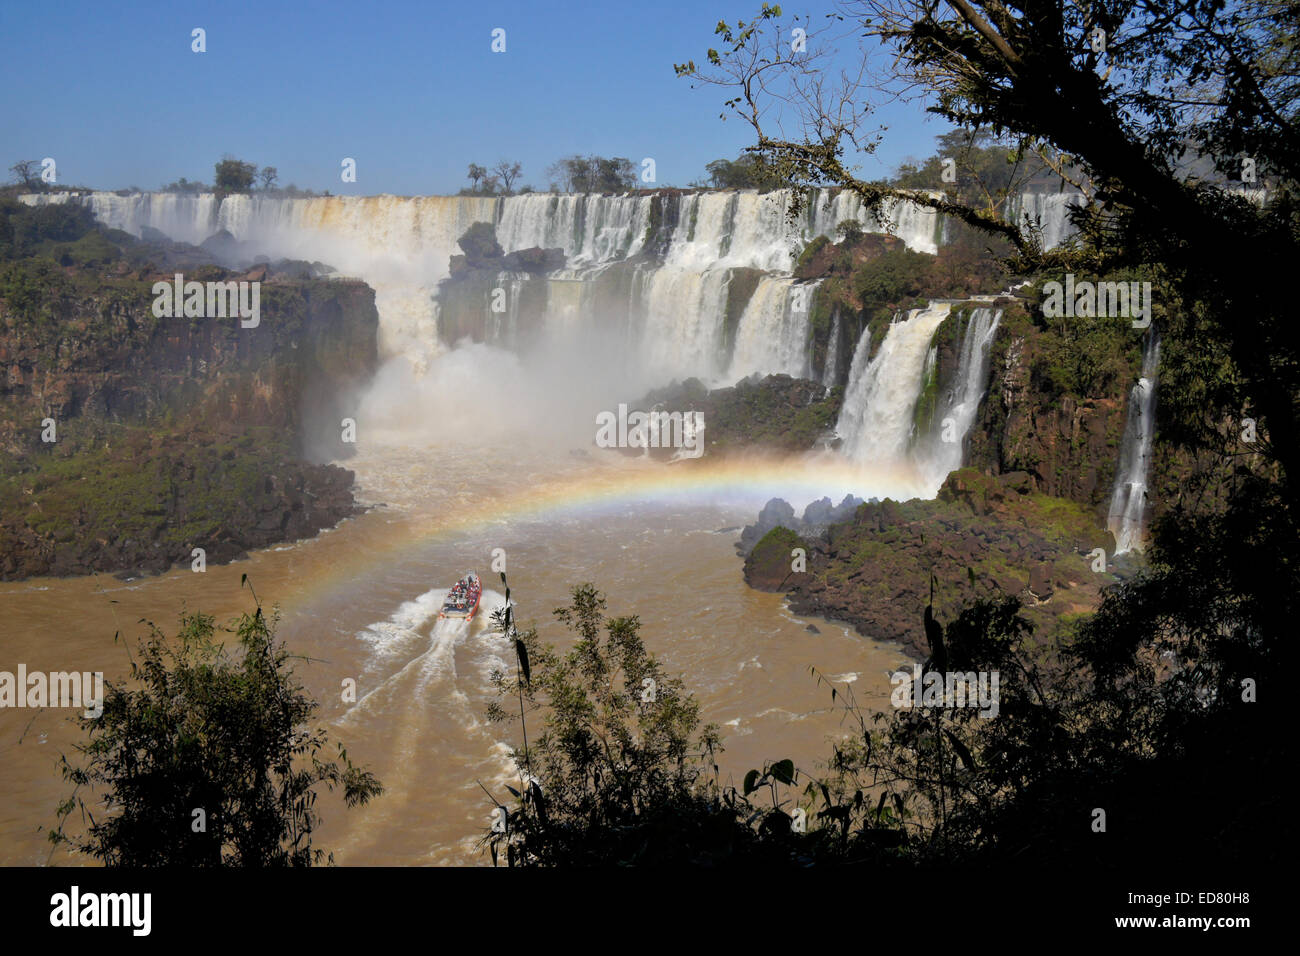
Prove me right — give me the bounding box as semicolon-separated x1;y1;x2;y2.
50;591;383;866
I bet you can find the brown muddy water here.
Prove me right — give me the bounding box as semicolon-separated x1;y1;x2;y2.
0;440;912;866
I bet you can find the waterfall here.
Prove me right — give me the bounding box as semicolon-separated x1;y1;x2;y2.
22;190;1019;467
726;277;816;381
822;311;842;387
916;307;1002;487
1010;192;1084;249
1108;334;1161;555
496;193;652;262
835;303;953;473
636;266;732;382
28;188;945;385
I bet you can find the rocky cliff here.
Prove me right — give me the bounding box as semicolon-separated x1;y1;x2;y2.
0;200;379;579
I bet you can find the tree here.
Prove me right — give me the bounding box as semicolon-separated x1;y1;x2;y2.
676;0;1291;871
704;154;782;189
9;159;42;190
50;589;382;866
162;177;207;194
482;578;765;866
677;2;1299;477
467;163;487;192
492;160;523;195
258;166;278;191
214;156;257;193
545;155;637;193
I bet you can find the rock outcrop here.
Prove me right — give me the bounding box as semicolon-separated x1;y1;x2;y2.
746;468;1115;658
0;207;380;580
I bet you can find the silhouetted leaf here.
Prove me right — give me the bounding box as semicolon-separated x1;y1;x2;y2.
743;769;762;795
945;730;976;770
771;759;796;785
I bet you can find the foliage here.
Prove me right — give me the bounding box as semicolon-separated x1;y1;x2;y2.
705;154;783;189
481;580;742;865
546;154;637;193
9;159;45;190
0;198;100;260
214;156;257;193
50;593;382;865
660;0;1293;869
162;177;208;193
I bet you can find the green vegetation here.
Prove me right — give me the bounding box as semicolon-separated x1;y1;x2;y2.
2;425;291;561
631;0;1295;868
0;197;101;260
638;375;842;455
213;156;256;193
701;153;784;190
0;197;377;580
746;525;807;590
482;578;913;865
546;154;637;193
50;593;382;865
462;160;525;196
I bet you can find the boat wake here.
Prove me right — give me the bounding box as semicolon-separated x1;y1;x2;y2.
328;586;514;863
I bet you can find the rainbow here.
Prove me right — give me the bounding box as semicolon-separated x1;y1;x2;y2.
289;449;938;602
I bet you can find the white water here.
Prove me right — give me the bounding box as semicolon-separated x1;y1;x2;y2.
835;304;953;488
822;311;842;387
636;266;732;382
1108;334;1161;554
915;307;1002;488
726;277;817;382
22;189;950;379
24;190;1060;494
1010;191;1083;249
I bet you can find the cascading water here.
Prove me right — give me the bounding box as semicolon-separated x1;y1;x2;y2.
635;266;733;382
23;190;1046;494
1108;334;1161;555
822;312;842;387
1010;191;1084;250
915;307;1002;487
726;277;817;382
835;304;953;479
21;188;951;382
26;188;1074;389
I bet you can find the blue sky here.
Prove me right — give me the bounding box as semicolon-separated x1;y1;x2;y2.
0;0;947;195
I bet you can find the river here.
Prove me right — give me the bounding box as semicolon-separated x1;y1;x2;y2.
0;434;912;866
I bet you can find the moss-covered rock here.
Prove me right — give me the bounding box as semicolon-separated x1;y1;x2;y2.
769;468;1116;658
629;374;841;458
743;525;810;591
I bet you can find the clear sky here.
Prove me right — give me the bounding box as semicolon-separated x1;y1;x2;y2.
0;0;948;195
